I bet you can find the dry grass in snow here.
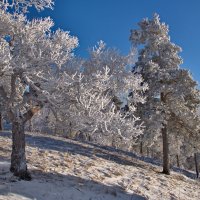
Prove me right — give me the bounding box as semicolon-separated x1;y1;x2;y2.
0;131;200;200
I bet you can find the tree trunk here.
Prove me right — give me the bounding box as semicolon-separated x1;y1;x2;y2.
10;121;31;180
28;119;32;132
194;153;199;178
176;154;180;168
161;92;170;175
140;141;143;155
0;112;3;131
147;147;150;157
54;118;59;135
162;124;170;175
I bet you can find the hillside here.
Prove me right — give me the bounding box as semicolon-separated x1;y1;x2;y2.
0;132;200;200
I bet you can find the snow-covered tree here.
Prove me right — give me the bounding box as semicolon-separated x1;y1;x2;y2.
130;14;200;174
53;41;148;148
0;0;78;179
0;0;148;180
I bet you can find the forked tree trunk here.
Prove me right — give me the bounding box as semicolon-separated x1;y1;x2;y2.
10;121;31;180
162;124;170;175
0;112;3;131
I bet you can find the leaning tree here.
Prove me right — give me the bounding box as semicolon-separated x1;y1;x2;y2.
130;14;200;174
0;0;78;180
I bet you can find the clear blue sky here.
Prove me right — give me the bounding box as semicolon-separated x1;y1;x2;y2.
28;0;200;85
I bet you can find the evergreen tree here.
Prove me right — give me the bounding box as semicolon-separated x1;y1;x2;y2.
130;14;200;174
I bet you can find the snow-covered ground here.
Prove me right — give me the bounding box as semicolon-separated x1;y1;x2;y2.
0;131;200;200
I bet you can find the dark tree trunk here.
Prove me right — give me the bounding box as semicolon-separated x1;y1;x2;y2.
9;107;40;180
10;121;31;180
0;112;3;131
140;141;143;155
194;153;199;178
162;124;170;175
161;92;170;175
176;154;180;168
147;147;150;157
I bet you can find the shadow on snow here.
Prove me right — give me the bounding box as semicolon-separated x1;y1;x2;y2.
0;131;197;179
0;164;146;200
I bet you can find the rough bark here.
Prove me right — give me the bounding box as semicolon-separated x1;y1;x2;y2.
10;121;31;180
9;107;40;180
161;92;170;175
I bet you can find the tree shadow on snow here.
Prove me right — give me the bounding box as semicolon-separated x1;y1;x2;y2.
0;131;145;168
0;131;197;179
0;167;147;200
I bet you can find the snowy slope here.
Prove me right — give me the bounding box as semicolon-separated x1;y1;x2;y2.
0;131;200;200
